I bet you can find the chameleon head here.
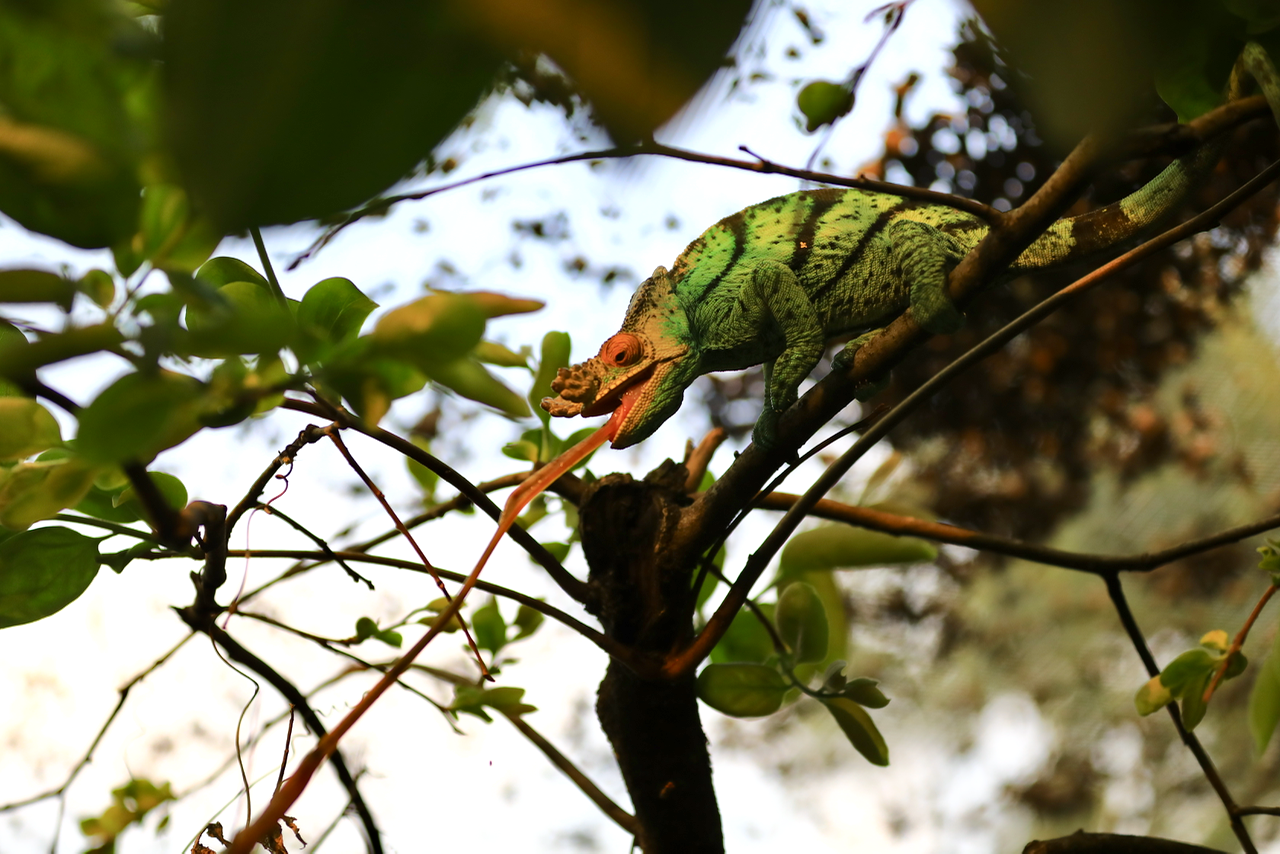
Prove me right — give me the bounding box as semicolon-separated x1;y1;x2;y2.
541;267;696;448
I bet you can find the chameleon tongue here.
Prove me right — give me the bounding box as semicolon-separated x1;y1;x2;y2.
460;384;636;608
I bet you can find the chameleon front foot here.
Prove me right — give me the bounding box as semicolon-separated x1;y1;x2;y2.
832;330;890;401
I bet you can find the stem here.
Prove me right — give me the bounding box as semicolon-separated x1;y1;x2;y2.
1204;583;1278;703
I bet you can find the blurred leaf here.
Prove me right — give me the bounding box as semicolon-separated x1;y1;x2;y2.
472;339;529;368
185;280;295;357
194;256;269;289
451;684;537;722
1251;627;1280;751
821;697;889;766
79;778;174;852
776;582;828;664
77;269;115;308
472;597;508;656
460;291;543;319
0;4;154;247
0;398;61;461
0;323;124;384
502;433;540;463
696;663;788;718
709;602;776;665
406;436;439;499
114;471;188;516
1135;674;1175;716
796;80;853;132
373;293;486;371
1159;648;1217;695
0;269;74;307
430;358;530;418
164;0;505;230
512;602;544;641
296;276;377;362
138;184;221;273
321;337;428;425
839;677;890;709
0;526;100;628
538;541;570;563
779;524;936;576
531;331;571;427
0;456;101;530
75;371;207;464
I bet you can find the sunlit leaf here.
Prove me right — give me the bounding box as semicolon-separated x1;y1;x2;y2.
296;276;377;362
75;371;207;464
430;358;531;418
0;398;61;461
472;339;529;368
0;456;101;530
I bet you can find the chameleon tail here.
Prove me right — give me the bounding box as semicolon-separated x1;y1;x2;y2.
1017;43;1279;269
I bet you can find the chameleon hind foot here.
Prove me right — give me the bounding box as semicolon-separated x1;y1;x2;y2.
832;330;890;401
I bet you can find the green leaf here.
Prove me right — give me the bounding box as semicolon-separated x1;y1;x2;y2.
296;276;377;362
512;603;545;641
77;269;115;309
405;436;438;500
696;663;789;718
355;616;378;640
0;269;74;307
0;456;101;530
0;526;100;628
185;280;295;356
75;371;207;464
1200;629;1230;653
779;524;937;576
194;256;270;290
430;358;531;418
538;542;571;563
113;471;188;516
450;684;537;722
1135;674;1175;715
320;337;428;425
775;581;829;664
531;331;571;427
821;697;889;766
372;293;486;371
1251;628;1280;751
709;602;776;665
472;339;529;368
0;398;61;461
1180;670;1213;730
797;80;854;132
164;0;507;230
502;436;540;463
472;597;508;656
839;677;890;709
1159;648;1217;695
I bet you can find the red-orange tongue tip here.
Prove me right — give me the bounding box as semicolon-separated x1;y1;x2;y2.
466;395;632;590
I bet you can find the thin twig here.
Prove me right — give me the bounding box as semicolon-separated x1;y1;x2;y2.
324;427;489;677
226;425;329;535
756;493;1280;575
281;398;589;602
1204;583;1278;703
683;428;728;493
251;502;373;588
1103;574;1255;854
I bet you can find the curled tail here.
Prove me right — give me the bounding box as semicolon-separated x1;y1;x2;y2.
1015;42;1279;270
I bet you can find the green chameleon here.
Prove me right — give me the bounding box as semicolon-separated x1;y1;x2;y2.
542;47;1279;451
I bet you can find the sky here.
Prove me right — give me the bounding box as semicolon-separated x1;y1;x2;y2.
0;2;1159;852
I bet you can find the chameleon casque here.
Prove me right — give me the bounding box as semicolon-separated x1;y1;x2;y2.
542;45;1280;452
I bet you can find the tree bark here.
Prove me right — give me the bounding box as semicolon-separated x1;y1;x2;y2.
580;462;723;853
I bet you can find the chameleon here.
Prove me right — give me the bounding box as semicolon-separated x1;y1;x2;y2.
542;45;1280;452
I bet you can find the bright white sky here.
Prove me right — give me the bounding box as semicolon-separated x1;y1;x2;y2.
0;2;1084;852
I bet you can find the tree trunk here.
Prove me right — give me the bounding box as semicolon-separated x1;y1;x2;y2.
580;462;724;854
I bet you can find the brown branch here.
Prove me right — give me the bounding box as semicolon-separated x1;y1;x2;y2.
1022;831;1229;854
281;398;590;602
683;427;728;493
756;492;1280;574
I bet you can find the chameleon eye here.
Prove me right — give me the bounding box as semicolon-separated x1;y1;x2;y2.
601;333;642;367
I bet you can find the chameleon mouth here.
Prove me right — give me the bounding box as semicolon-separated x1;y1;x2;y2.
581;364;654;418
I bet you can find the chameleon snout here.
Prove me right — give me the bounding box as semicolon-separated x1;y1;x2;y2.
542;359;604;418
